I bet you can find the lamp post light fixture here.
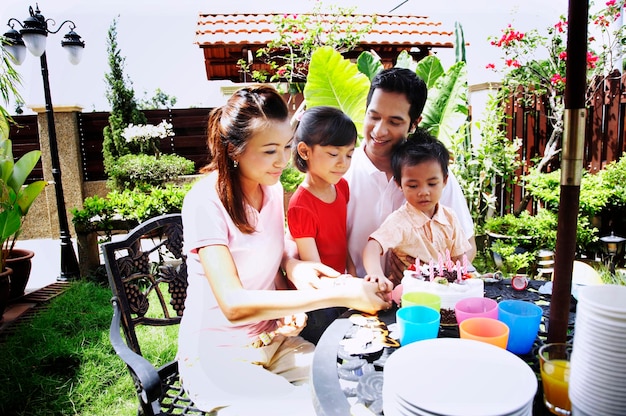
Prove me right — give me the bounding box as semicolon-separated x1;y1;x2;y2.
600;231;626;275
4;4;84;281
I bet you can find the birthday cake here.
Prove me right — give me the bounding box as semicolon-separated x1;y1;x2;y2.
401;253;484;325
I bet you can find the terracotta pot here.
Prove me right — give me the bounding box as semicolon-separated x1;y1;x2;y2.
0;267;13;323
6;249;34;301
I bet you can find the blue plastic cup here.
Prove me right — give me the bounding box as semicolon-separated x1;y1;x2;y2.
396;305;440;346
497;299;543;354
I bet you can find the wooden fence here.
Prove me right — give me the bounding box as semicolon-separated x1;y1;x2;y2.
77;108;211;181
9;108;212;182
497;70;626;216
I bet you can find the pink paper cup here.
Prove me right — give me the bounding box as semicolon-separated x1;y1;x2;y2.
455;297;498;325
459;317;510;349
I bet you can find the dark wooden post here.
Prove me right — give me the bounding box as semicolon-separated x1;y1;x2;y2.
548;0;589;343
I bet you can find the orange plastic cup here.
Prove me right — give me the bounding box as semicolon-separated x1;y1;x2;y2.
459;317;510;349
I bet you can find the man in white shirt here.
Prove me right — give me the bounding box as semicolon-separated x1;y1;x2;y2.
345;67;476;283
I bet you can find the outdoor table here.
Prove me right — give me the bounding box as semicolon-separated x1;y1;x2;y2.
311;279;576;416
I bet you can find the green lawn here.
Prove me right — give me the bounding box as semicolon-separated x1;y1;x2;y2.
0;281;146;415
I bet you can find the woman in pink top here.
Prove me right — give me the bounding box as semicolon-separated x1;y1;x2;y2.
178;86;391;415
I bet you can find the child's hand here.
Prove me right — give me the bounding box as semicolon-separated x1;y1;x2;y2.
386;251;412;287
364;274;393;298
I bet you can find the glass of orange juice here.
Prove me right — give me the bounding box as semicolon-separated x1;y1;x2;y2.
539;343;572;415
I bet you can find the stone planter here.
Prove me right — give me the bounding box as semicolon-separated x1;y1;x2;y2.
6;249;35;301
0;267;13;323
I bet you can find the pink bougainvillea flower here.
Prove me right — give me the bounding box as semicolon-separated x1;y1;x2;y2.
486;63;496;70
606;0;616;6
505;59;521;68
594;15;611;26
559;51;568;60
555;20;567;33
550;74;566;86
496;25;525;47
587;52;599;69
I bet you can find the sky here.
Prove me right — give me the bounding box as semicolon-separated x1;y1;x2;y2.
1;0;571;115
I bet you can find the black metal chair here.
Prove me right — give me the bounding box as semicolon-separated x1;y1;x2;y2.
103;213;210;416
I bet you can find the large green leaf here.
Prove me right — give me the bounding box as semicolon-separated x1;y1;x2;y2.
419;61;469;148
0;136;14;184
8;150;41;192
415;56;445;89
17;180;47;215
0;113;9;142
357;51;384;81
0;209;21;241
394;50;417;72
304;46;370;135
0;158;13;185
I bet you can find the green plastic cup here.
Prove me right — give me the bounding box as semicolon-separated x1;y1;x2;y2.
401;291;441;312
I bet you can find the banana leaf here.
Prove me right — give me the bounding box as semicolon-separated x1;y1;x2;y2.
419;61;469;148
304;46;370;136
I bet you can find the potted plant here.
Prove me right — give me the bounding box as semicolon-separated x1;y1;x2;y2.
0;116;47;300
483;210;557;277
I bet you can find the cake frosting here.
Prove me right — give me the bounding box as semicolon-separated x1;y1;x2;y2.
400;254;484;324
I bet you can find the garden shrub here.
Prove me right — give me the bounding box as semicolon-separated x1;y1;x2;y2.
106;153;195;191
71;184;192;233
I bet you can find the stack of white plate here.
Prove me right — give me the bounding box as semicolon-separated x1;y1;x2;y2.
382;338;537;415
569;285;626;415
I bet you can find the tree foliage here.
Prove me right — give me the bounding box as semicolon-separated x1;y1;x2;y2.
102;17;146;174
137;87;177;110
238;2;375;86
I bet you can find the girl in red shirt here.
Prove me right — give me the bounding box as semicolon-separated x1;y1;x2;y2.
287;106;358;343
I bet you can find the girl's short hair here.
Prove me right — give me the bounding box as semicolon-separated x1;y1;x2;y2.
292;106;357;172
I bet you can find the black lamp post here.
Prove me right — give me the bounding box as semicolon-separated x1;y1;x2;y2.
600;231;626;275
4;5;84;281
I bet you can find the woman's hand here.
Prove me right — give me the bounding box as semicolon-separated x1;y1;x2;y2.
341;278;392;315
276;313;308;337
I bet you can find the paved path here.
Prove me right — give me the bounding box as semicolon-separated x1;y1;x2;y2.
1;239;77;331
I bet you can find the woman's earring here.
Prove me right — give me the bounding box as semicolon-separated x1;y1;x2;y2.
233;160;238;168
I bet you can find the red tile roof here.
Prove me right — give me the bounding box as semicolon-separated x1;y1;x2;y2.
195;13;454;81
196;13;455;48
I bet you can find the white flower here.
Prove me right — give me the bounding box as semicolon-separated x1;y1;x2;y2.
122;120;174;143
